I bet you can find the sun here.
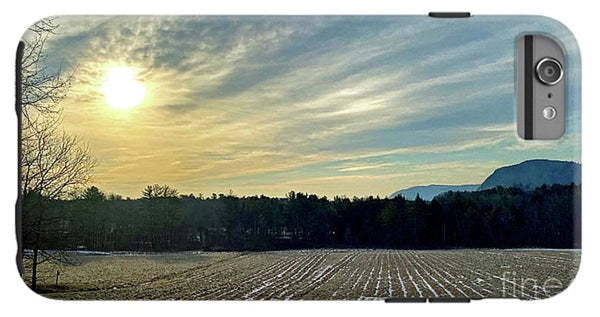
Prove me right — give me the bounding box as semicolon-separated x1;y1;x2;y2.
99;67;147;109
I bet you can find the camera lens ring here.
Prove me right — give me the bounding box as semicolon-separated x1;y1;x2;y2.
535;57;564;86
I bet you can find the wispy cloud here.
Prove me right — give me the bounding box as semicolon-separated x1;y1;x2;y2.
338;163;395;172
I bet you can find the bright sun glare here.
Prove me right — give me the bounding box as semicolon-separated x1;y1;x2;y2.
100;67;146;109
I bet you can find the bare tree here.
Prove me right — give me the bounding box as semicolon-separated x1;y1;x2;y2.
18;18;95;291
21;119;94;199
142;184;180;199
20;18;71;122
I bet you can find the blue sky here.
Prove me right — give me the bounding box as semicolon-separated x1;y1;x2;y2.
28;16;581;198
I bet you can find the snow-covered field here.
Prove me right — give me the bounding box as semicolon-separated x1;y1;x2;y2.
27;249;580;300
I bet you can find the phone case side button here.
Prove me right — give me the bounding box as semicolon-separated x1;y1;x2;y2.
385;298;427;303
428;298;472;303
428;12;472;18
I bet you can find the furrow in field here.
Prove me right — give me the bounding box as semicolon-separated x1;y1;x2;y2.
358;252;380;300
396;253;423;297
421;251;486;297
243;254;314;299
227;252;326;300
432;251;512;298
260;251;336;299
439;251;539;299
261;251;333;299
409;251;456;297
331;265;361;298
389;252;408;298
188;253;295;299
285;251;358;300
273;251;334;299
404;252;438;297
418;251;478;297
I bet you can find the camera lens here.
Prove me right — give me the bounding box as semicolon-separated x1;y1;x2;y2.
536;57;563;85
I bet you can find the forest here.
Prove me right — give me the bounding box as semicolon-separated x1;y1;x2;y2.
22;183;581;253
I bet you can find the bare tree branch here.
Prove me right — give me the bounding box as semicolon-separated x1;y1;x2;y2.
19;18;95;291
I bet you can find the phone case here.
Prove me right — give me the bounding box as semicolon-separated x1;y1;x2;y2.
16;15;581;301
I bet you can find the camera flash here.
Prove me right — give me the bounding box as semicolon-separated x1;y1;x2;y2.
543;106;557;120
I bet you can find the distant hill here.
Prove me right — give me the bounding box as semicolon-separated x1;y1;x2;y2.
389;184;479;201
479;159;581;190
389;159;581;200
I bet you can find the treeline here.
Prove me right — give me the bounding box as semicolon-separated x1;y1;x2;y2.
22;183;581;252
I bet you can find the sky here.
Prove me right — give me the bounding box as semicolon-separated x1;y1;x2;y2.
26;16;581;198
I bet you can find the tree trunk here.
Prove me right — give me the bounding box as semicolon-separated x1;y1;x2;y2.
31;249;38;291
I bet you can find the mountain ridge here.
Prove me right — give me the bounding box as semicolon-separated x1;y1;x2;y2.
389;159;581;200
389;184;480;201
478;159;581;190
